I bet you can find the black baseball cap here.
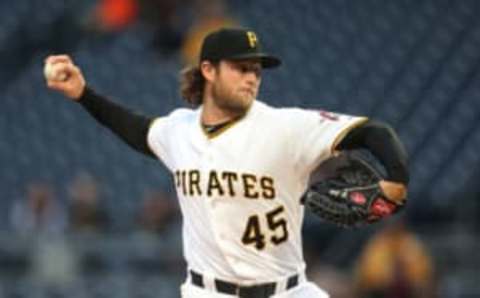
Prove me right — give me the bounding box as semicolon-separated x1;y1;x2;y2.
199;28;281;68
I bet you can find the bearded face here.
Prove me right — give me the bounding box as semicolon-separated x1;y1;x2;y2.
207;60;262;115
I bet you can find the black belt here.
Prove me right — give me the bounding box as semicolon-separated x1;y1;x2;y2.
190;270;299;298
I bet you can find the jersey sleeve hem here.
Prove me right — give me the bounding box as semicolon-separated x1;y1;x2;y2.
330;117;369;154
147;117;167;159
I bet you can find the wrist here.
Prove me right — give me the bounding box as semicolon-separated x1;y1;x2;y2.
72;84;86;101
379;180;407;204
75;85;89;102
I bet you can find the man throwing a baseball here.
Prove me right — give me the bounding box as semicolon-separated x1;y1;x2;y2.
45;28;408;298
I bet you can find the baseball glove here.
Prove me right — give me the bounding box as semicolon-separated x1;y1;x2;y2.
301;149;405;228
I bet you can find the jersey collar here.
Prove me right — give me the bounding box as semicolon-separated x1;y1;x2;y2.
198;100;259;139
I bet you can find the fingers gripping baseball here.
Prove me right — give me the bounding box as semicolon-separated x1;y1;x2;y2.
44;55;86;100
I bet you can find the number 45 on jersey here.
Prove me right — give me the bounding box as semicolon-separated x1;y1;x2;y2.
241;206;288;250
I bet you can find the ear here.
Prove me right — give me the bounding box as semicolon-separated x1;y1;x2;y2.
200;61;217;82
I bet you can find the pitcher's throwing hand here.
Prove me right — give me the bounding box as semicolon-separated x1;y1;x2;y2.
44;55;85;100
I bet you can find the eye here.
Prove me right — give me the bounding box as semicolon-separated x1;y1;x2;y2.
244;65;262;76
239;65;249;73
233;62;262;77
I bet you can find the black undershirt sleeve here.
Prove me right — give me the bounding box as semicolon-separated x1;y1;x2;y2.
78;87;156;159
336;120;409;184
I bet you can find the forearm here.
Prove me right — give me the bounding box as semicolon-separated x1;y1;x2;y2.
337;120;409;184
79;87;156;158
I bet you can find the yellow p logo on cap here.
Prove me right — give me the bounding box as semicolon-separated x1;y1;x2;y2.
247;31;258;48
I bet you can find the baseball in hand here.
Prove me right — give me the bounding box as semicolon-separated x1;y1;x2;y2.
44;62;68;82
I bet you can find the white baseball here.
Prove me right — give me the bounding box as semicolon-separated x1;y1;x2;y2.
44;62;68;82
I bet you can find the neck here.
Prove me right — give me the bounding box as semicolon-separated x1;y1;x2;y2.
201;95;242;125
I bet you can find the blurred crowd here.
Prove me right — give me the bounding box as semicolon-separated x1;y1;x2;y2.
9;171;179;237
307;220;436;298
84;0;238;64
3;171;183;294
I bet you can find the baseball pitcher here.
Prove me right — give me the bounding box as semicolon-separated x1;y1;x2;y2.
44;28;409;298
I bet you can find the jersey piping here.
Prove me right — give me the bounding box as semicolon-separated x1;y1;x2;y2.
330;117;369;154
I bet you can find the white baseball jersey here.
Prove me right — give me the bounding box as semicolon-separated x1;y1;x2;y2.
147;100;367;284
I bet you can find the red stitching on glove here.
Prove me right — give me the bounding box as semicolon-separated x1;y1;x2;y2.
371;198;396;217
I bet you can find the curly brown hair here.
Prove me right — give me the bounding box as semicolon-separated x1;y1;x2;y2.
179;65;206;106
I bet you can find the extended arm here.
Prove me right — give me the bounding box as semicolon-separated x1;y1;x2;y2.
44;54;156;158
79;87;155;158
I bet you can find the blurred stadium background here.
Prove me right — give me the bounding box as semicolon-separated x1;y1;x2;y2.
1;0;479;297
